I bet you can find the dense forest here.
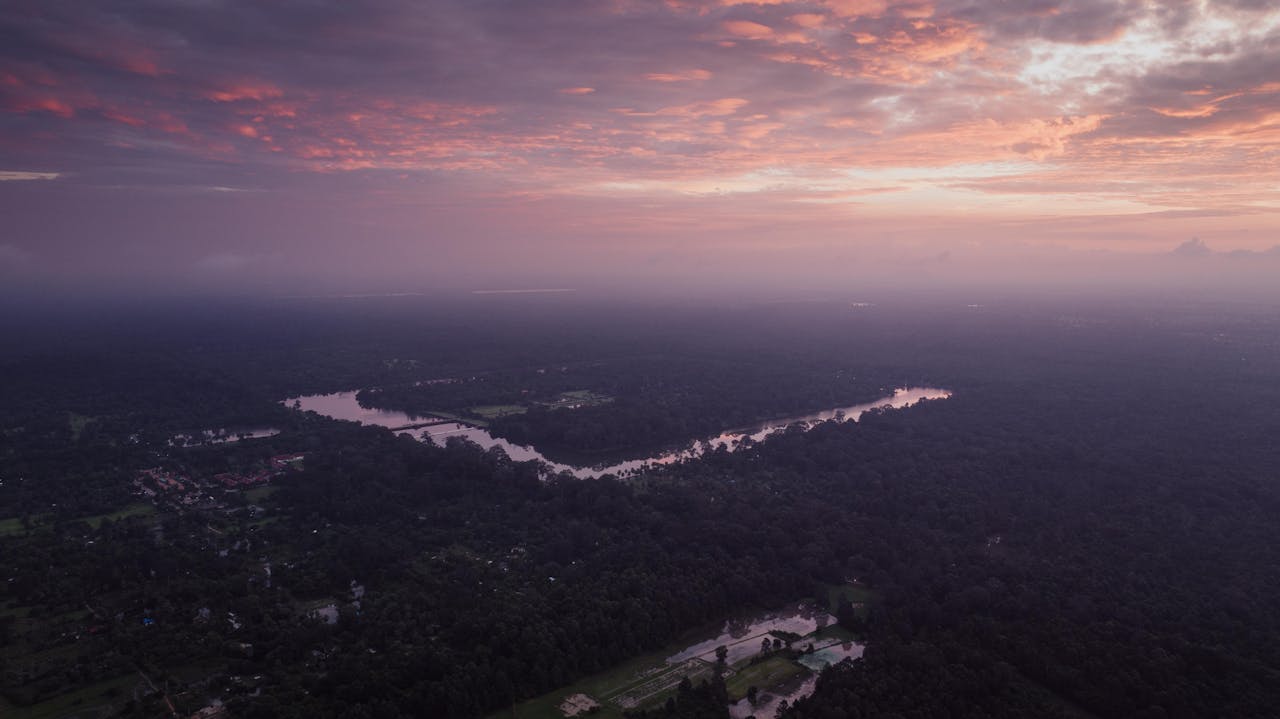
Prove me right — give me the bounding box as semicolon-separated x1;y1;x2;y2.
359;354;898;459
3;294;1280;718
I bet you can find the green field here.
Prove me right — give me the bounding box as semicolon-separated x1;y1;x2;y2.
1;673;137;719
537;390;612;411
468;404;529;419
495;642;709;719
724;655;809;701
0;516;30;536
0;602;32;620
426;409;489;427
81;503;155;529
811;623;857;643
501;645;815;719
826;583;874;610
496;600;841;719
242;485;278;502
0;504;156;537
245;516;281;529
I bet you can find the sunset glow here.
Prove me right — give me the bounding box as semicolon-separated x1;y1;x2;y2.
2;0;1278;293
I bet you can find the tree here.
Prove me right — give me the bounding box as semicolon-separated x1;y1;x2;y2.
715;645;728;664
835;599;860;632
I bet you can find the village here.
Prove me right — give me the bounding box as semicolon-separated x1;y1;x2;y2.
132;453;306;511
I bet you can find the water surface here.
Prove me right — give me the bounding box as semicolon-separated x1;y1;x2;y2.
666;602;835;665
285;386;951;479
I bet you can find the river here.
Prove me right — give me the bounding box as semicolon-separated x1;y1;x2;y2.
284;386;951;479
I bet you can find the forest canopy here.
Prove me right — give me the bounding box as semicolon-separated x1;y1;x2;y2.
2;295;1280;718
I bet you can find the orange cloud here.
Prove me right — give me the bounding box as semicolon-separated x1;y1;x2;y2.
722;20;775;39
659;97;750;117
206;83;285;103
789;13;826;28
1152;105;1221;119
645;69;713;82
3;0;1277;244
890;115;1107;163
825;0;889;18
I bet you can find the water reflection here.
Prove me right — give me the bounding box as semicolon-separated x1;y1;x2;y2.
666;603;834;665
285;386;951;479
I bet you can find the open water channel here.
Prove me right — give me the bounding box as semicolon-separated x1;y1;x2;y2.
284;386;951;478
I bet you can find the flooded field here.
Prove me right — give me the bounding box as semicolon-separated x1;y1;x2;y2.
798;638;864;670
286;386;951;478
499;599;864;719
666;602;835;665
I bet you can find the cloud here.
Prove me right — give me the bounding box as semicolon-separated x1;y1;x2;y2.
722;19;776;39
205;82;284;103
0;170;59;181
645;69;713;82
0;0;1278;288
1170;238;1280;259
1171;237;1213;256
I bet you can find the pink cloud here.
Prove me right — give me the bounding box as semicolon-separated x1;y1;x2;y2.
645;69;714;82
206;82;285;103
788;13;826;28
825;0;890;18
1;0;1277;270
722;19;776;39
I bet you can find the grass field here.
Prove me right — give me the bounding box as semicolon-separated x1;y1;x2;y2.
469;404;528;419
495;598;857;719
81;503;155;529
2;673;136;719
242;485;278;502
426;410;489;427
826;583;874;610
0;504;156;537
537;390;612;411
0;516;30;536
724;655;809;701
246;516;281;530
0;601;32;620
495;642;712;719
810;623;857;643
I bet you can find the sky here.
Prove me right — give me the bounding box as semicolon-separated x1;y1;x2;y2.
1;0;1279;296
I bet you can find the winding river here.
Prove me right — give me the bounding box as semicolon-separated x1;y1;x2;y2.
284;386;951;479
